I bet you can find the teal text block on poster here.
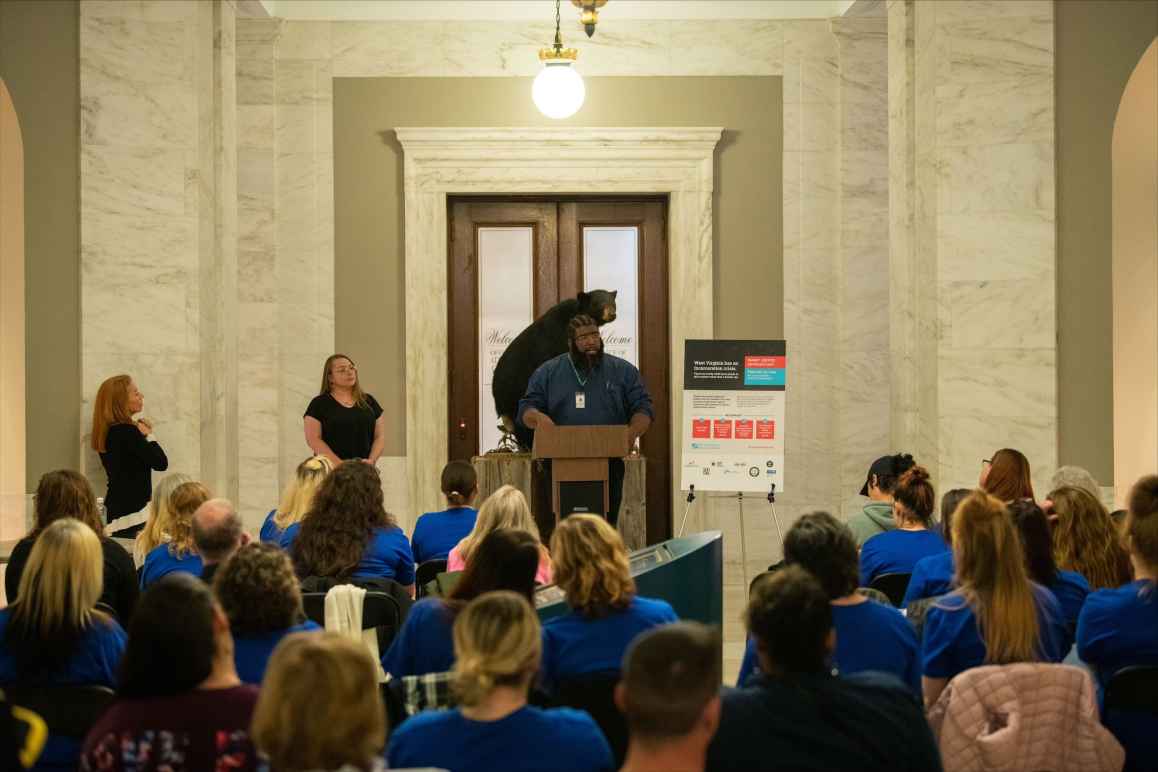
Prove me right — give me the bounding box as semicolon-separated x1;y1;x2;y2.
743;368;785;386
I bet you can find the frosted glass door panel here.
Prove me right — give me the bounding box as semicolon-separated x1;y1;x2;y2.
583;226;639;367
478;227;533;453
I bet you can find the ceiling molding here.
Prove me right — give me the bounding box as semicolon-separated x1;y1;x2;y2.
259;0;856;22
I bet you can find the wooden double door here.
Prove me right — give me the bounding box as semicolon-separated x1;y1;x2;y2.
448;197;671;544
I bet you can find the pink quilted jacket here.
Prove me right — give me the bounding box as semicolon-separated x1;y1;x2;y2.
927;663;1124;772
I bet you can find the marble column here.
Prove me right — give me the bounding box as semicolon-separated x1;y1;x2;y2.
889;0;1057;495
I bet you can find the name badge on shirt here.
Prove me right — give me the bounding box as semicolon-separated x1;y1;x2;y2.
575;391;586;409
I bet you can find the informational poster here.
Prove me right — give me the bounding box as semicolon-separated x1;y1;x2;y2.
679;340;786;493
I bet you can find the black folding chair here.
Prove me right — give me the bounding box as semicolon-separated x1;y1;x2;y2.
301;588;404;651
415;560;448;599
3;684;114;740
1105;665;1158;714
554;672;626;767
868;572;912;608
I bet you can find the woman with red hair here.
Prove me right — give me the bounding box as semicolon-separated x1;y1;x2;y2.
92;375;168;532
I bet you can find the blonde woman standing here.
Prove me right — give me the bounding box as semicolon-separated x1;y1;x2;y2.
387;591;613;772
541;515;677;692
139;481;211;590
252;633;387;772
259;455;334;548
921;491;1067;706
447;485;552;585
0;519;127;769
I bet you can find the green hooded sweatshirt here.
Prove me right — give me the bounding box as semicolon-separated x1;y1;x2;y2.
847;501;896;547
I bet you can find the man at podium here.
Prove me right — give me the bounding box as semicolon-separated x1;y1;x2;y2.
518;314;653;526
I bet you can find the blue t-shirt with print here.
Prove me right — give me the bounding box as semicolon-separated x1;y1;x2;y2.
902;551;955;607
859;529;948;587
381;598;456;678
411;507;478;564
284;523;416;585
737;599;921;694
387;705;613;772
140;544;204;590
540;596;677;689
233;620;322;685
922;584;1066;680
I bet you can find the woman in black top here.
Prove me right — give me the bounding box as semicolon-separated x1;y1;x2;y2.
5;470;138;623
303;354;384;465
92;374;168;524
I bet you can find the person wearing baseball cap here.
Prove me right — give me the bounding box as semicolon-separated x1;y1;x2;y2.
847;453;916;547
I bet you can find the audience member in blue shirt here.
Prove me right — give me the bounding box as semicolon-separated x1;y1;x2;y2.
387;591;613;772
382;528;540;678
859;466;948;586
139;479;211;590
737;512;921;694
214;542;324;684
540;515;677;691
0;519;128;770
259;455;334;549
1009;498;1090;646
1076;475;1158;772
289;462;417;590
922;490;1067;706
411;460;479;565
900;488;971;606
709;566;941;772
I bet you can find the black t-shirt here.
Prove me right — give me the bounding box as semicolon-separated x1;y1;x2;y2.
5;535;139;624
99;423;169;518
706;671;942;772
304;393;383;460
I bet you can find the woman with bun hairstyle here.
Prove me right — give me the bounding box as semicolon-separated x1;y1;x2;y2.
979;448;1034;502
411;460;480;564
386;591;613;772
92;375;168;532
858;466;948;587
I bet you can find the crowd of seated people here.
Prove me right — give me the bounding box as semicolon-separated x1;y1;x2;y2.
2;453;1157;772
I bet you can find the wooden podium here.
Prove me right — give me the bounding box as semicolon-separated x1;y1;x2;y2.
532;425;630;524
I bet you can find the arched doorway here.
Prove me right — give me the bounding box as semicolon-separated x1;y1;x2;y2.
1112;39;1158;506
0;77;26;545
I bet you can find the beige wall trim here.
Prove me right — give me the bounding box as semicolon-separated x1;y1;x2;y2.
395;126;723;521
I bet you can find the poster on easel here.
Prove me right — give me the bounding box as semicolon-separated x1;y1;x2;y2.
679;340;786;493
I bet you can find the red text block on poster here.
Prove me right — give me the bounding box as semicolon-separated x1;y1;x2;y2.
744;355;787;369
734;419;754;439
756;420;776;439
713;419;733;439
691;419;710;439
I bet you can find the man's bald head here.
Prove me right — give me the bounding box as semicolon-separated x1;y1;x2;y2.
193;498;244;564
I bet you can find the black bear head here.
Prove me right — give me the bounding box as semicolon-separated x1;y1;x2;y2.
577;289;618;325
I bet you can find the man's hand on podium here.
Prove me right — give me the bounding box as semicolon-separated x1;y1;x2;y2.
523;408;555;431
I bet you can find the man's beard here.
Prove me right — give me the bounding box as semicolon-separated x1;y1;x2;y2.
569;341;604;372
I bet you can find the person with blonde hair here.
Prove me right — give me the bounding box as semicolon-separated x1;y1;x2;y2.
5;470;138;623
387;591;613;772
260;455;334;548
139;480;211;589
133;471;194;563
922;490;1066;706
215;543;320;684
541;514;676;692
91;374;168;532
447;485;552;585
0;519;127;769
1050;485;1133;590
252;632;385;772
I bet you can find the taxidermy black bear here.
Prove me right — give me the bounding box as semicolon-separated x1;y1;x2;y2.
491;289;618;450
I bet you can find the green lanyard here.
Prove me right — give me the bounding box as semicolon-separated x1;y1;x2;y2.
568;356;590;388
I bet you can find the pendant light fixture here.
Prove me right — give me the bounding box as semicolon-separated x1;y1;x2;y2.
532;0;585;120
